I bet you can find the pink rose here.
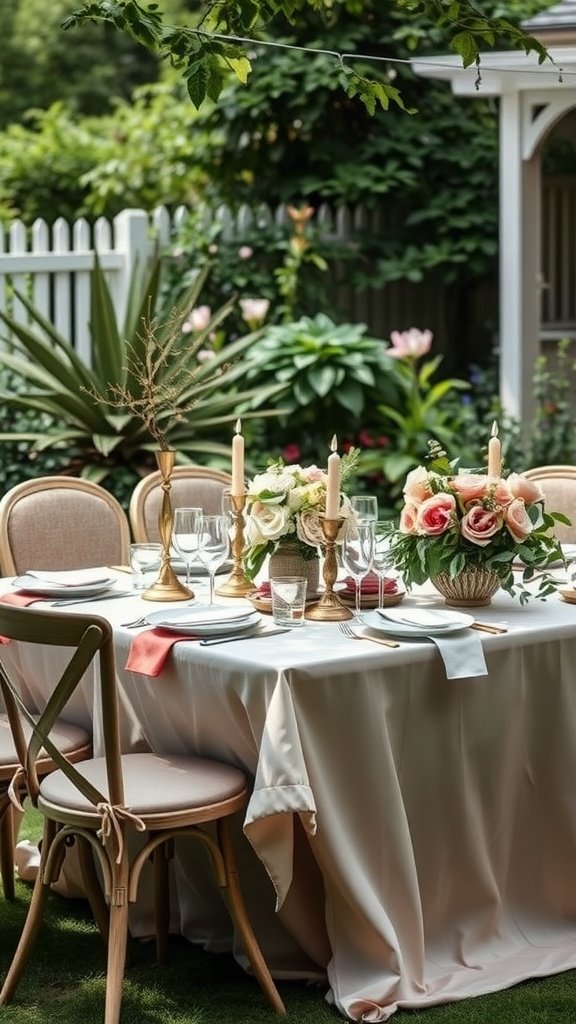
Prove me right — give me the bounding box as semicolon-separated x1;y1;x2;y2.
400;503;419;534
491;479;514;506
460;506;503;546
506;473;544;506
415;493;456;536
504;498;533;542
403;466;433;505
450;474;489;506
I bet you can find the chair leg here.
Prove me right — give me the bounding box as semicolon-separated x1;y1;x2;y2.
217;818;286;1015
104;901;130;1024
77;835;110;946
0;819;56;1004
153;841;171;965
0;803;15;900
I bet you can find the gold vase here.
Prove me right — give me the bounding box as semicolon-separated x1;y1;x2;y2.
142;450;192;602
432;565;501;608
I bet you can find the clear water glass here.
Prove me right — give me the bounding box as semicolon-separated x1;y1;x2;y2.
197;515;230;604
341;522;375;616
351;495;378;525
172;507;203;586
372;531;395;607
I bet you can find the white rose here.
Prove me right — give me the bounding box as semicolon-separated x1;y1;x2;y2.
247;501;290;543
247;470;293;500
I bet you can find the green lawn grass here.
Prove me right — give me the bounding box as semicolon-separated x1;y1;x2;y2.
2;809;576;1022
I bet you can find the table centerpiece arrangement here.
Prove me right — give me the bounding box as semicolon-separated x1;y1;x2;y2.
243;445;359;592
383;437;568;606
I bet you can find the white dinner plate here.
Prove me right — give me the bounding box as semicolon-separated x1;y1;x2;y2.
13;574;117;598
145;606;261;637
364;609;474;638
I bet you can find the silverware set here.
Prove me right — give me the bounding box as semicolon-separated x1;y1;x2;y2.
338;621;400;649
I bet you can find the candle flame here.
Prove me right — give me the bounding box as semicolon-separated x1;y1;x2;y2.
491;420;499;438
235;418;242;434
330;434;338;453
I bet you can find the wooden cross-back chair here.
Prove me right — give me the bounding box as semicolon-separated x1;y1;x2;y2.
0;606;285;1023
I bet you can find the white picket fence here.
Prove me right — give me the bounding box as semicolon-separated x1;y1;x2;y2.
0;201;381;361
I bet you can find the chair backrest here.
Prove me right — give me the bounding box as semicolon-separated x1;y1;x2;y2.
0;477;131;575
523;465;576;543
130;466;232;543
0;606;122;810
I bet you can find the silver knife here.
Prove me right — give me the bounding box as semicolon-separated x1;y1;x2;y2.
200;628;291;646
50;591;134;606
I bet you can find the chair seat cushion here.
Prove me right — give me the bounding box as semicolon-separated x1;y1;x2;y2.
0;714;90;771
38;752;247;815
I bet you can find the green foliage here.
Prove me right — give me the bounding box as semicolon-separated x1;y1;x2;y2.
0;82;209;223
63;0;548;108
526;339;576;466
0;258;281;494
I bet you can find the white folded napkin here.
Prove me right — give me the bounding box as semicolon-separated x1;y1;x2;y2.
428;631;488;680
378;607;458;631
24;569;112;587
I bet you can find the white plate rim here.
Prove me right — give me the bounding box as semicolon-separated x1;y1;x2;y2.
364;609;474;637
145;607;261;636
12;575;116;598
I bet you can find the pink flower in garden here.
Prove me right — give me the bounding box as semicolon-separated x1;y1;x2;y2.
238;246;253;259
387;328;433;359
240;298;270;327
415;493;456;536
358;430;376;448
182;305;212;333
282;443;301;463
460;506;503;546
504;498;533;542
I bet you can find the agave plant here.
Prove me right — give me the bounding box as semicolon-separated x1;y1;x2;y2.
0;258;282;489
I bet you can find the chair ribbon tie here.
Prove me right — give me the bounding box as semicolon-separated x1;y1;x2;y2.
96;802;146;865
8;767;27;813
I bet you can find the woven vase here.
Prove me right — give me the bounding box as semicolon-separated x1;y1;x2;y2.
432;565;501;607
268;543;320;597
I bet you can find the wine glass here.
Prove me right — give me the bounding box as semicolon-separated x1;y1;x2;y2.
197;515;230;604
341;522;375;617
351;495;378;525
172;507;203;587
372;531;396;608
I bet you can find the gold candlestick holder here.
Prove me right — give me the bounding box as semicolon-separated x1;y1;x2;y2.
305;517;353;621
215;492;254;598
142;450;192;602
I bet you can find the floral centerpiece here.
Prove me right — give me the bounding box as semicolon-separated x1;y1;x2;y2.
243;452;358;581
385;447;568;604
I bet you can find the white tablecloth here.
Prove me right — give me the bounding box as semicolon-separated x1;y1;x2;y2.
3;575;576;1020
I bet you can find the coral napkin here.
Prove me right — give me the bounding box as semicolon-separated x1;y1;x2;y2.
0;593;45;644
125;628;199;677
341;572;398;596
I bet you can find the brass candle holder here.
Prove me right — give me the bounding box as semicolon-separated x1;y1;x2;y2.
142;450;192;602
215;492;254;598
305;517;353;621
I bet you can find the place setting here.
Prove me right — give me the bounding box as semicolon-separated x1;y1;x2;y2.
2;568;133;607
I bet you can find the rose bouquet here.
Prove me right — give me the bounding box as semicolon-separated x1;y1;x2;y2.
385;449;569;603
243;454;358;580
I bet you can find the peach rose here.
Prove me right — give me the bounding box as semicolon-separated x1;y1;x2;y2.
506;473;544;506
504;498;533;542
415;493;456;536
400;503;419;534
491;479;514;507
460;506;503;546
403;466;433;505
450;474;489;506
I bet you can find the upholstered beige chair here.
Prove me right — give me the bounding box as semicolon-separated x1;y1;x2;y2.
129;466;232;543
523;465;576;543
0;606;285;1022
0;477;131;576
1;713;91;901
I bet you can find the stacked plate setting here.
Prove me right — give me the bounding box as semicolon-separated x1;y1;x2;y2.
144;605;262;638
12;570;118;599
363;607;474;637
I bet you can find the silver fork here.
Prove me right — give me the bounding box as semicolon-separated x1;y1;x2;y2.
120;614;150;629
338;620;400;649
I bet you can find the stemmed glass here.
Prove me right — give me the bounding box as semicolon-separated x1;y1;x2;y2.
197;515;230;604
372;531;396;608
341;522;375;617
351;495;378;525
172;507;203;588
